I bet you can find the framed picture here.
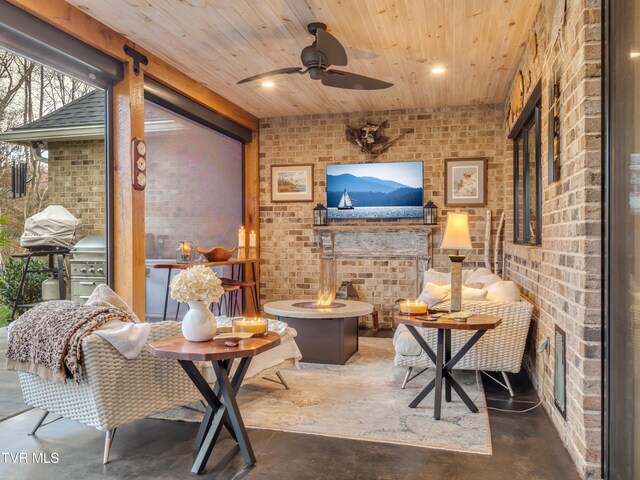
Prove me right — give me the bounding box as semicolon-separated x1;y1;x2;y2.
444;158;488;207
271;164;314;202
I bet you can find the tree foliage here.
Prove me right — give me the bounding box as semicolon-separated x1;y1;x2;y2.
0;47;94;262
0;257;48;317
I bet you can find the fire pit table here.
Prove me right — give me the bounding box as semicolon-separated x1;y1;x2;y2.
263;299;373;365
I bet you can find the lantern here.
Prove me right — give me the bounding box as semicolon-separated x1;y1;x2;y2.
313;203;328;226
423;201;438;225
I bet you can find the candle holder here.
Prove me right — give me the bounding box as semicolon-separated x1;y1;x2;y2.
237;246;247;260
398;299;429;315
176;241;195;263
232;317;268;336
249;246;257;259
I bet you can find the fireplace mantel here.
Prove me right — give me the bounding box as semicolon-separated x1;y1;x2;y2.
314;223;435;273
314;224;435;297
312;224;436;232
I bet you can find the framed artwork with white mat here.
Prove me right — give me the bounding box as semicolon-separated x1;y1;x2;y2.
271;164;314;202
444;158;488;207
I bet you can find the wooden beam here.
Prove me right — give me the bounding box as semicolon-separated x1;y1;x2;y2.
244;131;260;314
6;0;258;131
7;0;261;318
112;62;146;318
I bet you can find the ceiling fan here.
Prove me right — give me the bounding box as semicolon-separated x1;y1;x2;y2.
237;22;393;90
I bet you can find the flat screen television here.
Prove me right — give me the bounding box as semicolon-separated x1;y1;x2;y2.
326;161;424;219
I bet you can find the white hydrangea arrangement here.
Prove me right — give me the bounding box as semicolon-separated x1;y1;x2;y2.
170;265;225;304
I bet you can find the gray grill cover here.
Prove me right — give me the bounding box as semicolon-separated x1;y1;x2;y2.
20;205;80;249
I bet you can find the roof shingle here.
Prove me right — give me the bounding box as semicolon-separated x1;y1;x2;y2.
13;89;104;131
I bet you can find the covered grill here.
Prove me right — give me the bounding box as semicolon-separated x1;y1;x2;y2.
20;205;79;250
70;235;106;304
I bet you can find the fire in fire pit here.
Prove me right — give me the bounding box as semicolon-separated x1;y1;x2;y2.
292;301;347;309
291;285;346;310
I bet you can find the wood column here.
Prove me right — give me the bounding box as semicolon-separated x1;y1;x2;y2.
112;62;146;318
244;130;260;314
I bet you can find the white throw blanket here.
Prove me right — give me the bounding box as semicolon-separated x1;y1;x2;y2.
87;285;150;359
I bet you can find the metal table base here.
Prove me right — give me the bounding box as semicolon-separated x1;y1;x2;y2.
405;325;487;419
178;357;255;474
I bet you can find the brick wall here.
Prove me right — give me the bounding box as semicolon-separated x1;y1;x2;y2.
502;1;602;477
47;139;105;237
259;105;508;327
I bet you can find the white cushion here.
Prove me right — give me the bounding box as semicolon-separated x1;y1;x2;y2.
477;273;502;288
464;268;493;285
424;268;450;286
486;280;520;303
417;282;451;307
461;285;488;301
87;284;140;322
393;324;423;356
424;268;473;287
462;269;473;283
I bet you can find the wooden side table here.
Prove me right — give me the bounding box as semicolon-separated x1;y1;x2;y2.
393;311;501;420
148;332;281;474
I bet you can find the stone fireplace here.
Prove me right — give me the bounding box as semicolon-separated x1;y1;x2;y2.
315;225;434;327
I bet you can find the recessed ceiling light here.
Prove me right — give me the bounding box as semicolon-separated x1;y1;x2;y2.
431;67;446;74
631;51;640;59
261;81;275;87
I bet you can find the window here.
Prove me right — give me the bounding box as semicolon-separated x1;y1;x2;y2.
510;82;542;245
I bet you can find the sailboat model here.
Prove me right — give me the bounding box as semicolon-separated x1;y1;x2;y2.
337;189;354;210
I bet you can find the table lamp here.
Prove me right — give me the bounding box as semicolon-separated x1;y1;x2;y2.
440;212;473;312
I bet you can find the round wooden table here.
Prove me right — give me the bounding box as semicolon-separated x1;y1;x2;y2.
148;332;281;474
393;311;501;420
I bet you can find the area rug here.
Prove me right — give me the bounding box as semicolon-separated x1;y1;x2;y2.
152;337;492;455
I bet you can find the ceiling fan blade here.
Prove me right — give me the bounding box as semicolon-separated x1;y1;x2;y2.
237;67;302;84
322;70;393;90
316;28;348;66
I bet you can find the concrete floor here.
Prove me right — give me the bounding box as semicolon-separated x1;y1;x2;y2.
0;327;29;422
0;329;581;480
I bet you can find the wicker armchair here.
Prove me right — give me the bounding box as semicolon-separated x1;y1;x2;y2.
393;299;533;395
18;322;199;463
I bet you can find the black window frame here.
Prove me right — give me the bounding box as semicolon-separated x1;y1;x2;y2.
509;81;542;246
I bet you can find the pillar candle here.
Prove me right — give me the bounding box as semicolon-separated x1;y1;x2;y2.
238;226;245;247
232;317;268;335
249;231;256;247
399;299;428;315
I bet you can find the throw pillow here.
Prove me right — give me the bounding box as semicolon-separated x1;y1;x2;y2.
424;268;450;286
486;280;520;303
418;282;451;307
477;273;502;288
424;268;474;286
465;267;493;285
461;285;488;301
86;284;140;323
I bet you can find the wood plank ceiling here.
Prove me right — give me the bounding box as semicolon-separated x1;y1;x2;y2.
67;0;541;118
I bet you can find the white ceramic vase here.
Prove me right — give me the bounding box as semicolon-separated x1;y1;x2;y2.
181;301;217;342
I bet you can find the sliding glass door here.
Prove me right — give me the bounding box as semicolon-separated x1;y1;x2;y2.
605;0;640;477
143;100;243;321
0;2;121;421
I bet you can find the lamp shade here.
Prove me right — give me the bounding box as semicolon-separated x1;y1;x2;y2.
440;212;473;250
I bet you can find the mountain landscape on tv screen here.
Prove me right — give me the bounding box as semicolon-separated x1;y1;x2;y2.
326;173;423;208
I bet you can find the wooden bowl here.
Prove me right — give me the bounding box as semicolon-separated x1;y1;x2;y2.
196;245;237;262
